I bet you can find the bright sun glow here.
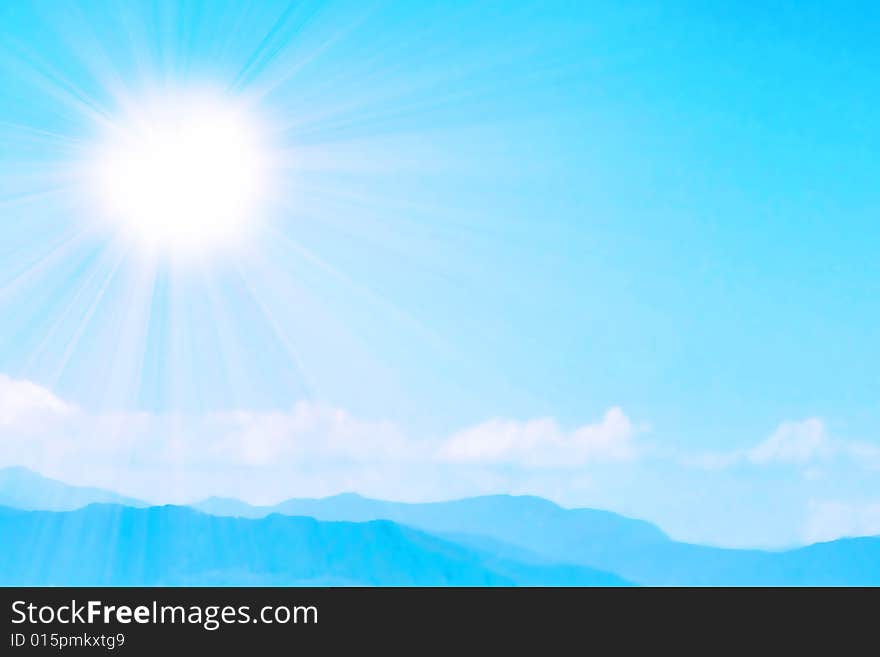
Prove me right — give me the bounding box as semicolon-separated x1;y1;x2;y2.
89;92;270;255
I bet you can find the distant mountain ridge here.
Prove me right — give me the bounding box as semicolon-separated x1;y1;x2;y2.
193;492;671;573
0;466;146;511
4;466;880;585
0;504;630;586
198;492;668;545
192;491;880;585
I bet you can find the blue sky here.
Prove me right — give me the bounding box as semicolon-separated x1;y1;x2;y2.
1;0;879;547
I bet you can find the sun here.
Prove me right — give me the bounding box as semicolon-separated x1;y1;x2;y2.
87;91;271;256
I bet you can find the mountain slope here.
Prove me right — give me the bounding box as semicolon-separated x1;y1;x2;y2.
6;468;878;585
191;493;880;585
628;536;880;586
0;505;630;586
0;466;146;511
193;493;669;566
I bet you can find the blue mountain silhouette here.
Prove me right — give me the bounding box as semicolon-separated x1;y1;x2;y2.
0;466;146;510
194;492;880;585
4;467;880;585
0;504;630;586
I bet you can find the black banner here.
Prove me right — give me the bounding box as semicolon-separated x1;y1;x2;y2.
1;587;875;653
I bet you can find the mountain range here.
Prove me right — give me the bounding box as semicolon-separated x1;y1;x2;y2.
1;466;878;586
0;504;628;586
193;491;880;585
0;466;145;510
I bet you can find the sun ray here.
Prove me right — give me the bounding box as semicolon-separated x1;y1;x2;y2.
0;225;95;304
258;220;456;360
231;253;317;402
45;241;134;390
20;236;128;377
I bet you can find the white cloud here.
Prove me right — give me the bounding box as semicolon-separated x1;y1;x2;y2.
205;403;416;467
438;407;637;467
687;417;878;472
841;441;880;471
803;500;880;544
747;418;829;465
0;375;639;504
0;374;73;428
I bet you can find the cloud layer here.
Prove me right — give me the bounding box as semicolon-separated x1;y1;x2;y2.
687;417;880;472
439;407;637;467
0;374;641;506
748;418;829;465
804;500;880;544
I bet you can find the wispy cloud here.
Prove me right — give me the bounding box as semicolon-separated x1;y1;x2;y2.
437;407;638;467
685;417;878;472
0;374;73;428
0;374;640;504
747;418;830;465
804;500;880;544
